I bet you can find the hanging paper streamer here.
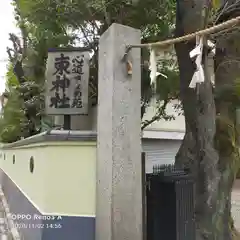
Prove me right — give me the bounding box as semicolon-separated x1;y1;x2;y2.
149;47;168;91
189;36;204;89
207;40;216;55
149;47;157;88
189;37;216;88
207;40;216;87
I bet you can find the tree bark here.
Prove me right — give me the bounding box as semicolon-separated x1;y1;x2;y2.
214;7;240;239
175;0;240;239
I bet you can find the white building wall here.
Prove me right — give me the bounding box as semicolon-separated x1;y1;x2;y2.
143;99;185;133
54;99;186;137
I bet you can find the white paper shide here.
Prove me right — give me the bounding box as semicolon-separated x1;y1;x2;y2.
149;47;167;90
189;37;216;89
189;36;205;88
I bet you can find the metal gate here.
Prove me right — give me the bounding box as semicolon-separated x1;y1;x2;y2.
145;164;196;240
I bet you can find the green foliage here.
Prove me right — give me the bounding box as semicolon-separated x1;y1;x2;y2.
212;0;221;10
0;65;26;143
0;0;179;143
0;94;25;143
5;64;19;89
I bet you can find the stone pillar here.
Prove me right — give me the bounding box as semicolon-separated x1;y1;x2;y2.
96;23;142;240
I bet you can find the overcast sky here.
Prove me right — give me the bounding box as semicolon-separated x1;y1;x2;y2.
0;1;18;94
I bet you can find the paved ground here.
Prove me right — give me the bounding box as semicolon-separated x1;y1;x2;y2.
232;191;240;231
0;187;20;240
0;190;13;239
232;180;240;231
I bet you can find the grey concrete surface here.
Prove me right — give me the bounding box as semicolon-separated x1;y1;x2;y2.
0;189;14;239
232;190;240;231
96;23;142;240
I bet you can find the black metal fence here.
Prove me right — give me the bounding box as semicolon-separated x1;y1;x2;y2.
145;163;195;240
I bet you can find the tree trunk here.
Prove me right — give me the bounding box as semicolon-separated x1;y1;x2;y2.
175;0;240;239
214;8;240;239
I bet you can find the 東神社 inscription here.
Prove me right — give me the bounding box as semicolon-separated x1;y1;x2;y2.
45;49;90;115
